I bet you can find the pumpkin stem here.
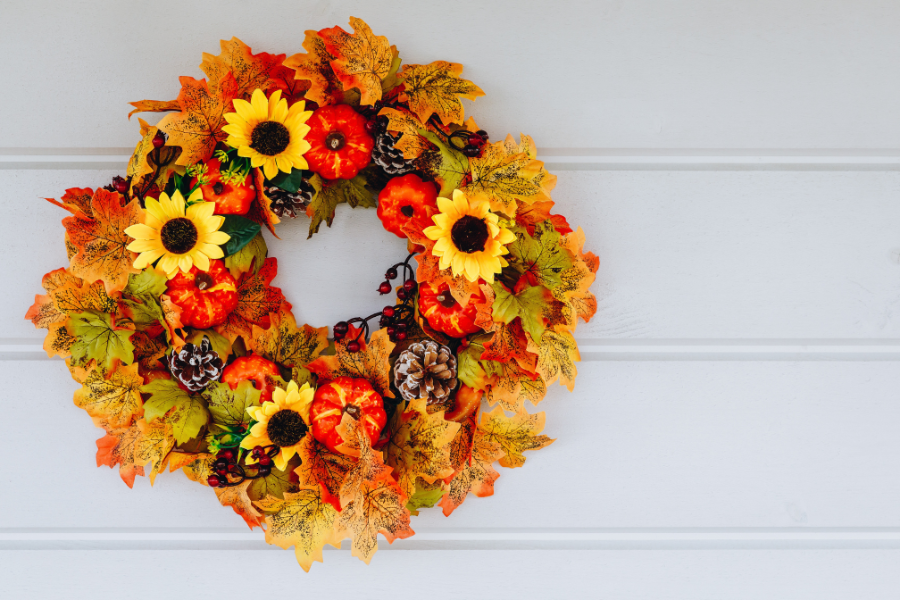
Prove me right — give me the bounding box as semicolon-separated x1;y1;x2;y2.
343;404;362;420
195;271;215;291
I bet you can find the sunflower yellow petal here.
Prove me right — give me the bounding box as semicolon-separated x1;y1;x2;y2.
127;238;164;253
250;89;269;117
190;249;210;272
186;201;215;222
157;254;180;278
132;248;165;269
144;197;166;222
464;254;481;281
262;159;279;180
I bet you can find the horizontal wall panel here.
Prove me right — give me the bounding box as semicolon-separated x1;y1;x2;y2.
6;361;899;531
5;549;900;600
9;169;900;341
2;0;900;149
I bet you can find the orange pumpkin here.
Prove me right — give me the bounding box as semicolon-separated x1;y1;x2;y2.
221;355;281;403
377;174;438;238
418;281;485;338
304;105;374;180
191;158;255;215
309;377;386;454
164;260;238;329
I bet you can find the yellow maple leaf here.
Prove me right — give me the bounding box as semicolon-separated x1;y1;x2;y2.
307;326;395;398
169;452;215;483
246;306;328;369
319;16;394;106
478;405;554;468
377;107;432;159
386;398;461;499
73;362;143;428
283;30;344;107
526;328;580;391
554;227;599;324
256;487;341;572
216;479;265;530
460;134;557;217
134;418;174;484
399;61;484;125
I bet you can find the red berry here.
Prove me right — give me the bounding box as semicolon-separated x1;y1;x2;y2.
347;341;361;353
387;326;396;336
215;466;228;476
378;282;392;294
396;331;407;341
395;321;407;331
152;131;166;148
222;450;234;461
258;454;272;466
403;279;417;292
333;330;345;340
382;306;395;317
385;268;398;280
397;288;409;301
258;465;272;476
252;446;264;457
112;176;128;194
207;476;220;487
334;321;349;335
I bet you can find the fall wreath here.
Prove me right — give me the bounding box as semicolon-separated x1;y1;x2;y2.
25;17;598;569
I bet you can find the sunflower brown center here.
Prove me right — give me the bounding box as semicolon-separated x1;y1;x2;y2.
325;131;346;151
450;215;489;253
251;121;291;156
160;218;198;254
266;409;307;447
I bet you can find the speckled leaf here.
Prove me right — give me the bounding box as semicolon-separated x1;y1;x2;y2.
247;458;300;502
295;435;355;512
319;17;393;106
506;222;574;291
216;479;265;529
307;325;395;398
134;418;175;484
45;187;94;218
399;61;484;125
95;420;145;488
247;306;328;369
62;189;142;294
73;362;143;428
283;30;344;107
216;258;289;342
200;37;287;101
478;405;554;468
305;174;375;238
527;329;580;391
335;475;414;564
156;75;239;166
69;311;135;374
256;487;340;572
203;380;260;429
386;398;460;499
440;427;503;516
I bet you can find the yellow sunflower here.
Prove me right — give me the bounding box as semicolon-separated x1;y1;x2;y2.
240;381;315;471
423;189;516;283
124;189;230;278
222;88;312;180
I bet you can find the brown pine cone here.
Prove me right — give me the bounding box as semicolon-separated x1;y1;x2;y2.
372;131;416;175
393;340;458;404
267;179;315;218
168;336;224;392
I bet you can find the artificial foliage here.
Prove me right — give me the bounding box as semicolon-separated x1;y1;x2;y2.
25;17;598;570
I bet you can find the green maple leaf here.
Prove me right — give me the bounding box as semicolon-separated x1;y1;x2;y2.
406;480;446;515
69;310;135;373
490;282;550;344
413;129;469;198
223;232;268;278
306;174;376;238
457;333;491;390
124;269;168;298
506;222;574;290
202;380;260;429
247;456;301;501
142;379;210;444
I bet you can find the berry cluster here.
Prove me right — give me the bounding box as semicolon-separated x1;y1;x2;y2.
206;445;277;488
449;128;490;158
333;253;419;352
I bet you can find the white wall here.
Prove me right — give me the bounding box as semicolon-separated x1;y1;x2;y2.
2;1;900;598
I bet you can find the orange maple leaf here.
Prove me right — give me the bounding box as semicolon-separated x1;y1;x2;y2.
399;61;485;125
244;168;280;236
73;362;143;428
155;75;239;167
216;479;265;529
62;188;142;294
440;422;503;516
319;17;394;106
134;418;174;484
200;37;287;101
526;329;580;391
307;325;395;398
215;258;290;342
294;435;355;512
46;187;94;218
283;30;344;107
95;420;145;488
